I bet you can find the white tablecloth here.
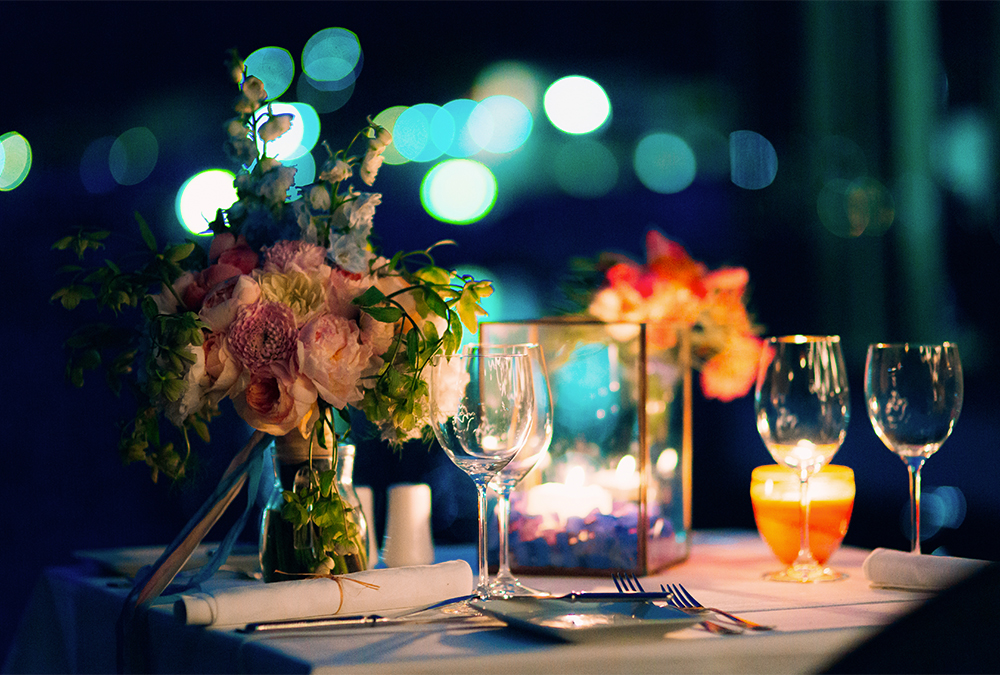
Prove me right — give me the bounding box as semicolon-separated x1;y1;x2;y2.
3;532;941;674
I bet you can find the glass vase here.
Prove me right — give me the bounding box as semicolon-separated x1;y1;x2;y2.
259;433;370;581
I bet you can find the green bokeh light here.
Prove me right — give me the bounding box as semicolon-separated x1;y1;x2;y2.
420;159;497;224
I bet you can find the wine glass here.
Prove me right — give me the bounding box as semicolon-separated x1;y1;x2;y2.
754;335;851;582
864;342;963;554
428;344;536;599
486;343;554;598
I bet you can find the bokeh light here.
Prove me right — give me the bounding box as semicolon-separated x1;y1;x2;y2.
243;47;295;101
931;108;994;206
296;76;354;114
817;176;895;237
552;138;618;198
900;485;967;543
371;106;410;166
79;136;117;194
633;132;696;194
394;104;454;163
253;102;320;161
442;99;483;158
471;61;542;115
302;28;362;88
0;131;32;191
175;169;238;236
729;130;778;189
470;95;532;154
109;127;158;186
544;75;611;135
283;152;317;200
420;159;497;224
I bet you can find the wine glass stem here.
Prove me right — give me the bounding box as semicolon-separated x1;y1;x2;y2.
794;473;817;567
474;481;491;598
495;486;514;583
905;457;926;554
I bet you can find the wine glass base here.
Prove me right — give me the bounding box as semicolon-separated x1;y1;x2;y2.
487;577;549;599
764;563;847;583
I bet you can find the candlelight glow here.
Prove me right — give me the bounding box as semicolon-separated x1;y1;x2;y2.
615;455;636;480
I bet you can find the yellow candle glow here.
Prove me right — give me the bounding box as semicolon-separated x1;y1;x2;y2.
750;464;855;566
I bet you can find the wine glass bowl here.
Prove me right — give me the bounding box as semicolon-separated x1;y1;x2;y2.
754;335;851;582
486;343;553;598
864;342;963;554
429;344;536;599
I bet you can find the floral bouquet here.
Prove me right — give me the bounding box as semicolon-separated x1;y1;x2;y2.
584;229;763;401
52;45;491;586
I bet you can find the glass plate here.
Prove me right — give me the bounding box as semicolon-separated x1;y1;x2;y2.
470;597;700;642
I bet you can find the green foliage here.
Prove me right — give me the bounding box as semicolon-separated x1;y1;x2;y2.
51;215;212;482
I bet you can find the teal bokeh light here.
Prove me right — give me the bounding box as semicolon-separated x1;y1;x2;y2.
302;28;362;86
394;104;455;162
543;75;611;135
420;159;497;224
254;102;321;161
633;132;696;194
442;99;483;158
109;127;158;186
553;138;618;198
243;47;295;101
471;95;532;154
175;169;238;235
729;130;778;190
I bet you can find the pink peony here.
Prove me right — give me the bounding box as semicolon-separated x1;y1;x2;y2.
326;267;370;320
232;362;318;436
199;275;261;333
298;314;380;409
699;334;764;402
227;301;298;372
261;240;328;274
209;232;259;272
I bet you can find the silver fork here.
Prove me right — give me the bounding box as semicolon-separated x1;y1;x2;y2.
663;583;774;631
612;573;741;635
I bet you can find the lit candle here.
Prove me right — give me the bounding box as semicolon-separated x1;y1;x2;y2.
524;466;613;527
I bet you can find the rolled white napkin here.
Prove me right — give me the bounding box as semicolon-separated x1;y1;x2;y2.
863;547;991;591
175;559;473;626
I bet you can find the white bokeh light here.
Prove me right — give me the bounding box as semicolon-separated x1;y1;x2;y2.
543;75;611;135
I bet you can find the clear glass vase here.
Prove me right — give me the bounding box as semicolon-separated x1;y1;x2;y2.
259;433;370;581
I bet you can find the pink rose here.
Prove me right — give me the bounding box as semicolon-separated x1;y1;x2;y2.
699;335;764;402
209;232;259;273
298;314;380;409
199;275;261;333
232;362;318;436
202;332;242;397
326;267;370;320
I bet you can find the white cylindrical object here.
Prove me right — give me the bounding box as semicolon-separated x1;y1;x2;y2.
382;483;435;567
355;485;379;568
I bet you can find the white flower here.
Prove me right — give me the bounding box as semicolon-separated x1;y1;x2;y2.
318;158;352;183
164;345;209;426
305;184;331;211
427;355;470;426
329;236;374;274
256;164;297;204
259;113;293;142
359;147;385;186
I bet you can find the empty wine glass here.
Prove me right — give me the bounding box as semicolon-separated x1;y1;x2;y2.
864;342;963;554
429;344;536;599
755;335;851;582
486;343;553;598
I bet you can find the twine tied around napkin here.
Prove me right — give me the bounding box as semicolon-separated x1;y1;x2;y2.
863;547;992;591
174;559;474;626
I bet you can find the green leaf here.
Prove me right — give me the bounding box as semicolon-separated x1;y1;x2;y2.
167;242;196;262
319;470;335;498
414;265;451;286
51;235;75;251
363;306;403;323
422;287;449;319
136;212;157;251
352;286;388;307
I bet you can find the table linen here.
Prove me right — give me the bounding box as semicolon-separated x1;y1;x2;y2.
4;532;941;674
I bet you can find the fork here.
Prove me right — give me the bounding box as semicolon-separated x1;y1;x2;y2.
612;573;741;635
663;583;774;631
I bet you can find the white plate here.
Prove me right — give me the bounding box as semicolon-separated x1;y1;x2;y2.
470;597;700;642
74;544;260;579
